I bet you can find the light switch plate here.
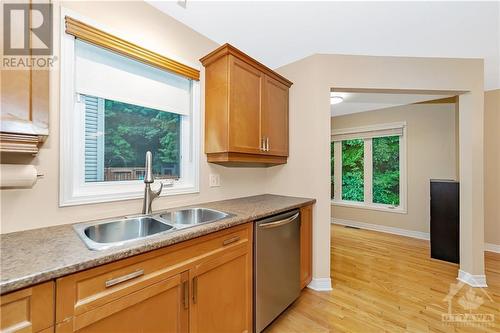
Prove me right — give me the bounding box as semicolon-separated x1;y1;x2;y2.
209;174;220;187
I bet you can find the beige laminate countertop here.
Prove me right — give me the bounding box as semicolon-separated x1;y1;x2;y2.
0;194;315;295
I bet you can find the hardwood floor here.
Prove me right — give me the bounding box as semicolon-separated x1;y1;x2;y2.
265;225;500;333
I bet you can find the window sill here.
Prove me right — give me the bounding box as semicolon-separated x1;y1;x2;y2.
331;200;407;214
60;183;199;207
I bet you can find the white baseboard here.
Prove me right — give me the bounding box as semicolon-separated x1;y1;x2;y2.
457;269;488;288
332;218;493;288
485;243;500;253
307;278;332;291
332;218;500;254
331;218;430;240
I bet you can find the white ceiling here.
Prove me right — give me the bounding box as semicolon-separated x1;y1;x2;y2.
330;92;454;117
149;1;500;90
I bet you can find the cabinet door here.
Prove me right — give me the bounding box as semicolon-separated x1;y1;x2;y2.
56;272;188;333
1;0;49;154
0;282;54;333
262;75;289;156
190;238;252;333
300;205;313;289
228;56;263;154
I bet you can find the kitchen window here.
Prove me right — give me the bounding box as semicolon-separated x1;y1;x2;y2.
60;12;200;206
82;95;182;183
331;122;407;213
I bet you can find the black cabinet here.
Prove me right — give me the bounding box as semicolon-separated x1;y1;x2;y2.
430;180;459;263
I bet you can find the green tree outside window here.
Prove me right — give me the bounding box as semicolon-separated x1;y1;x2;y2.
104;99;181;179
342;139;364;202
372;136;400;205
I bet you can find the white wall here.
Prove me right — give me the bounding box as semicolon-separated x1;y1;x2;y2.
272;54;484;282
149;1;500;90
0;2;487;285
0;1;271;233
267;57;331;281
331;103;458;233
484;89;500;246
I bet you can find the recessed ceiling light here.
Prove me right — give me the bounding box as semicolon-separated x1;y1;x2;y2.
330;96;344;105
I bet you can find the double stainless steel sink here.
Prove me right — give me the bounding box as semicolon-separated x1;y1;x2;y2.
74;208;232;251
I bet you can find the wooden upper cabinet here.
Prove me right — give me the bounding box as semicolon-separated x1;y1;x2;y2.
228;57;263;154
0;281;54;333
0;69;49;155
201;44;292;167
0;0;50;155
262;75;289;157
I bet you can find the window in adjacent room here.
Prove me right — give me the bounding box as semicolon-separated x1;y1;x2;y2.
341;139;364;202
60;14;200;206
372;136;400;206
331;122;406;213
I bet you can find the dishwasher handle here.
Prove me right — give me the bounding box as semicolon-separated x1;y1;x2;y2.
258;212;299;229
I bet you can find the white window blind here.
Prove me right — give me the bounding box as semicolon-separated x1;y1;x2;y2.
331;123;404;142
74;40;192;116
83;95;104;182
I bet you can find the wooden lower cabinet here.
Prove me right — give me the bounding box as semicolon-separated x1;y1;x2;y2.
38;328;54;333
0;281;54;333
56;272;188;333
2;213;313;332
189;235;252;333
55;223;252;333
0;207;318;332
300;205;313;289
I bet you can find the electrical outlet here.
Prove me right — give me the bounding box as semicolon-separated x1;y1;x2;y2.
209;174;221;187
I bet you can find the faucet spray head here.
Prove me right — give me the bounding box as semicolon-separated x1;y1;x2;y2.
144;151;154;184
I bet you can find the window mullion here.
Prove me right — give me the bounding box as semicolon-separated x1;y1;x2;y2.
364;138;373;204
399;133;406;210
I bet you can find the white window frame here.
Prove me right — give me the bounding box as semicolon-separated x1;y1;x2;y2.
59;8;200;206
331;122;407;214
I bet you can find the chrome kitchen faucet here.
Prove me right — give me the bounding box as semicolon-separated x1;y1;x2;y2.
142;151;163;215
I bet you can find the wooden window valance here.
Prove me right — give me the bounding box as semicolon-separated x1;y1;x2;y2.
65;16;200;81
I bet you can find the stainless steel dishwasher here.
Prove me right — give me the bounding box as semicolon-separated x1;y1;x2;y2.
254;209;301;332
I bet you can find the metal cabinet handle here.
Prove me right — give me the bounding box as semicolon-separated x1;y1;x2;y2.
223;235;240;246
266;137;270;151
183;280;189;309
258;213;299;229
192;276;198;304
105;269;144;288
260;137;265;151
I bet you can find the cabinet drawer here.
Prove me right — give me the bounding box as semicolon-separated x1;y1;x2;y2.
56;223;251;323
56;272;188;333
0;281;54;333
